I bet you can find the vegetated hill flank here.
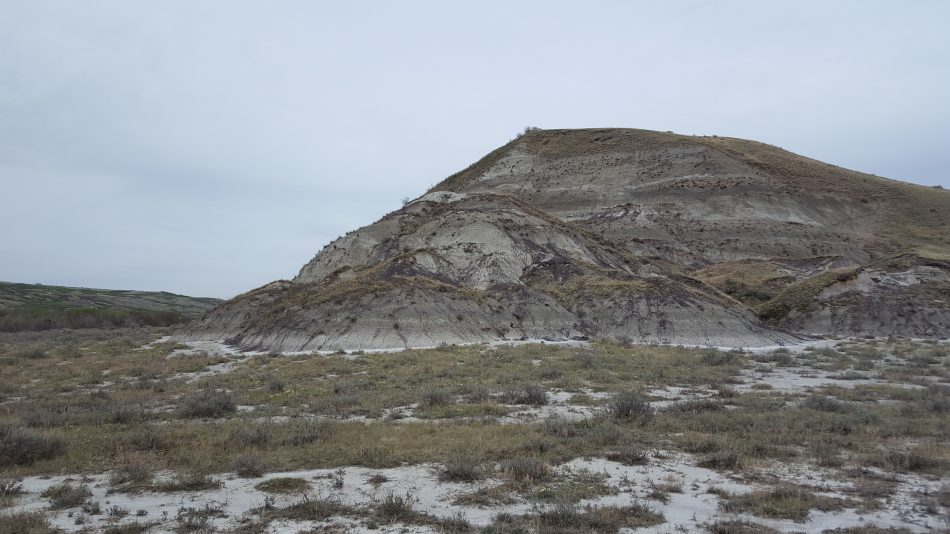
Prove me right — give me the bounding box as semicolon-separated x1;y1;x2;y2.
0;281;221;332
182;128;950;350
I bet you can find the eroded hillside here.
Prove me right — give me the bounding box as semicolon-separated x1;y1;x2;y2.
182;129;950;350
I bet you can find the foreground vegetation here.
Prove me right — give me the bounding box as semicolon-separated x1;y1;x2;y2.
0;329;947;532
0;281;219;332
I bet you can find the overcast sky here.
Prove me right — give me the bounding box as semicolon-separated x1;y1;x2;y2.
1;1;948;298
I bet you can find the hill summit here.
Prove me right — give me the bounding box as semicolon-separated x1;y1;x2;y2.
182;128;950;350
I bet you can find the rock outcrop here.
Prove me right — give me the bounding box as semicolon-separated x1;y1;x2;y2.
181;128;950;350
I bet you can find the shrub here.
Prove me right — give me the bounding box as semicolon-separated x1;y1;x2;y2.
532;503;663;531
535;364;563;380
829;370;867;380
678;434;722;454
421;390;452;408
230;424;273;447
867;448;946;473
701;350;741;366
543;416;577;438
366;474;389;485
374;493;419;524
616;335;635;348
20;392;144;427
179;389;235;418
439;455;483;482
752;351;794;366
266;376;286;393
154;473;222;493
709;520;780;534
59;343;83;359
100;404;147;425
101;524;154;534
254;477;309;494
698;451;742;470
82;501;101;515
605;445;648;465
812;441;843;468
716;386;739;398
524;437;557;454
232;455;265;478
800;395;849;413
664;399;723;414
122;427;165;451
501;384;548;406
0;478;22;498
936;484;950;507
536;504;584;529
461;385;490;403
272;496;354;521
17;347;47;359
282;420;325;446
0;424;63;466
109;463;153;490
897;386;950;416
719;486;850;520
175;504;221;532
107;505;130;518
436;512;472;533
574;351;596;369
576;419;623;445
606;392;653;421
41;483;92;509
0;512;57;534
500;457;551;484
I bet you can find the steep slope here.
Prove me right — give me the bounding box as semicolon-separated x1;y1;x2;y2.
187;192;787;350
0;281;221;332
756;254;950;337
182;128;950;350
435;129;948;263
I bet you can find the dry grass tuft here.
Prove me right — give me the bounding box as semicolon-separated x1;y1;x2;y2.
720;485;852;521
0;425;63;467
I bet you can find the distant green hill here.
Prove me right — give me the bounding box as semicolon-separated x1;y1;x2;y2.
0;281;221;332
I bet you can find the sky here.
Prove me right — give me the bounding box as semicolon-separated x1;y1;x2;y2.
1;1;948;299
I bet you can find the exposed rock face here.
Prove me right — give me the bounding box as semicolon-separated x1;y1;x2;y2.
758;255;950;338
181;128;950;350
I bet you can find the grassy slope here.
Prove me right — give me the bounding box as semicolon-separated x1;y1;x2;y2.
697;134;950;258
0;281;220;314
0;281;221;332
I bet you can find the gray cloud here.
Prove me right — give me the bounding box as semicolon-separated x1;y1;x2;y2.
1;1;947;297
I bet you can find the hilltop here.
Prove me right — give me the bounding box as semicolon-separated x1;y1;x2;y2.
182;128;950;350
0;281;221;332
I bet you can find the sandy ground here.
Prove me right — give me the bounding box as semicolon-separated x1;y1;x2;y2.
8;452;945;533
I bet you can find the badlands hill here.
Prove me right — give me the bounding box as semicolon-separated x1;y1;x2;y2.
182;128;950;350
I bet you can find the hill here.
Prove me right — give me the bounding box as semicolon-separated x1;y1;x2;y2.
181;128;950;350
0;281;221;332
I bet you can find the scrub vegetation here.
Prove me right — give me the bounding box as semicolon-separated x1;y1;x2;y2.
0;281;219;333
0;329;947;532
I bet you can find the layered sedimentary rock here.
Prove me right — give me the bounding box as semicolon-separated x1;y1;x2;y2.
182;129;950;350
